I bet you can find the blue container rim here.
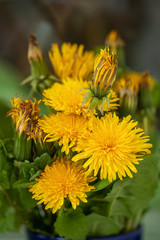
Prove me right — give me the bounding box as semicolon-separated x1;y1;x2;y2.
27;226;142;240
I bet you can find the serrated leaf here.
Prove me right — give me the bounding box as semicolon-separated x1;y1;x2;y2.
34;153;52;170
29;170;42;181
93;179;111;192
54;208;87;240
86;213;121;237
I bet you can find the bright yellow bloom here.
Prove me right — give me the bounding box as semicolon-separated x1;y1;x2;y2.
29;158;94;213
43;78;89;116
43;78;118;116
93;47;118;91
72;113;152;182
39;113;89;154
7;95;40;135
105;30;124;51
49;43;94;79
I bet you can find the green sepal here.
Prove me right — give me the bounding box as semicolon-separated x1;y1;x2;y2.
98;97;107;114
81;91;94;107
14;131;32;161
89;97;99;113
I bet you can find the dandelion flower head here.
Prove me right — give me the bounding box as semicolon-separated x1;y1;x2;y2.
7;95;40;135
29;158;95;213
72;113;152;182
39;113;89;154
49;42;94;79
43;78;118;116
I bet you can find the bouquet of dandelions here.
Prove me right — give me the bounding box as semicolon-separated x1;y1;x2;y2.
0;33;158;239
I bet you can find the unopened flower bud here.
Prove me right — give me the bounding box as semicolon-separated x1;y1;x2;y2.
93;47;118;93
82;47;119;114
119;88;138;116
105;30;125;52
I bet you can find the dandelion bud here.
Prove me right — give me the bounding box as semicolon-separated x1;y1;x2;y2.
93;47;118;92
119;89;138;117
82;48;119;115
105;30;125;52
7;96;41;160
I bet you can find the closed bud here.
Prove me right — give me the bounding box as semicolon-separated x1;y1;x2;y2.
119;89;138;117
105;30;125;53
93;47;118;95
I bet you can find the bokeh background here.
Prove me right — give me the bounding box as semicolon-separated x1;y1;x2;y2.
0;0;160;239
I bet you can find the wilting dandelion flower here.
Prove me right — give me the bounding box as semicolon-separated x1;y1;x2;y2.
72;113;152;182
29;158;95;213
7;95;40;135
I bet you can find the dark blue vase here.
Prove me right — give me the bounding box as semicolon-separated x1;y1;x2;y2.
27;227;142;240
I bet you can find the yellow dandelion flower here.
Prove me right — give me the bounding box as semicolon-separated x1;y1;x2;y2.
72;113;152;182
113;71;154;94
7;95;40;135
43;78;89;116
49;42;94;79
29;158;94;213
43;78;118;116
39;113;89;154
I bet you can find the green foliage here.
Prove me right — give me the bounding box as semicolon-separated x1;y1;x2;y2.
19;189;37;209
13;153;53;188
93;178;111;192
86;213;121;236
152;81;160;108
0;210;18;233
124;154;158;217
54;208;88;240
0;61;28;105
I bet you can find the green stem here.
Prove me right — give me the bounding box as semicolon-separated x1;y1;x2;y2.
125;218;133;232
143;116;148;134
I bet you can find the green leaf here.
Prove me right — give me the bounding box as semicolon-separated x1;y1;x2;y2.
125;154;159;216
19;188;37;209
86;213;121;237
34;153;52;170
0;101;13;139
93;179;111;192
0;61;28;105
13;180;35;188
54;208;87;240
0;170;10;189
0;211;16;233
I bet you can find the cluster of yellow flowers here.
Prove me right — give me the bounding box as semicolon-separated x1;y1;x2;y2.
9;41;152;214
